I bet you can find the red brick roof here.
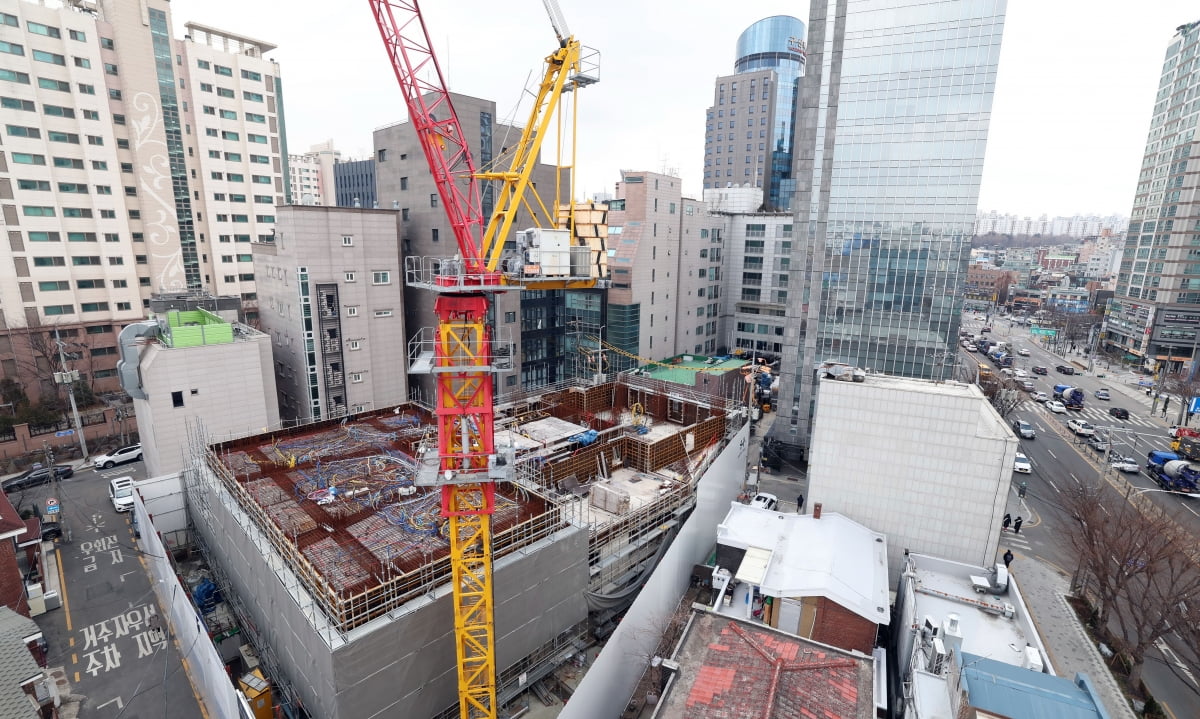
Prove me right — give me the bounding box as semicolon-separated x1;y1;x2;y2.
658;611;875;719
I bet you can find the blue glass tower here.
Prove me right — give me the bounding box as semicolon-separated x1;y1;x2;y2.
704;16;805;211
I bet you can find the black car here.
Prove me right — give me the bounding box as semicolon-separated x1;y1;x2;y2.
1031;366;1048;375
1109;407;1130;420
1;464;73;493
1055;365;1076;375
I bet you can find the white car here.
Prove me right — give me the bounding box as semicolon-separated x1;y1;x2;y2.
1017;348;1031;356
1013;453;1032;474
93;443;143;469
750;492;778;511
1031;391;1050;403
1067;418;1095;436
1013;369;1028;378
1046;400;1067;413
1109;456;1140;473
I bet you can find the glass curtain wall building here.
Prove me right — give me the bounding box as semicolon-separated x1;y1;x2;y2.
773;0;1007;456
704;16;805;211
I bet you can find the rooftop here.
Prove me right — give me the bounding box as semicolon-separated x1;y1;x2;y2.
715;507;889;625
637;355;750;387
961;655;1112;719
657;610;875;719
0;607;39;719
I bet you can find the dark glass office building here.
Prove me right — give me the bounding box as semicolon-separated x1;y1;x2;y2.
334;158;377;209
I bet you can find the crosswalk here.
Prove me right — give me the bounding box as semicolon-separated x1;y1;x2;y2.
1018;401;1162;429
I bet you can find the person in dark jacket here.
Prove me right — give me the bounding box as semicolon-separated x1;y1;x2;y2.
1003;549;1014;567
1013;516;1023;534
1002;513;1011;531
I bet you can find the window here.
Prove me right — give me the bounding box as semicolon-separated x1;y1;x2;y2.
227;173;243;182
39;281;69;291
0;13;16;28
253;194;272;203
250;154;269;164
62;207;92;217
0;69;30;83
346;306;359;317
31;50;65;65
241;69;261;81
28;232;60;242
348;340;362;351
104;233;119;243
1;97;35;111
350;372;364;383
373;310;393;318
377;149;387;162
81;302;109;312
76;279;103;289
401;208;410;221
100;36;114;49
81;108;99;119
53;157;82;169
214;64;233;77
230;214;248;222
238;273;254;281
101;210;117;219
247;133;267;144
34;257;66;267
48;131;80;143
59;183;89;194
245;112;265;123
243;90;263;102
431;228;439;242
43;104;74;118
95;185;113;194
198;82;212;93
116;302;131;311
91;346;117;357
0;40;23;56
108;88;121;100
23;206;55;217
196;59;210;69
6;124;40;138
216;87;234;98
342;235;353;246
172;391;184;408
37;77;69;92
225;152;242;161
12;153;45;165
44;305;74;316
219;109;236;120
18;179;50;191
221;130;239;141
229;194;246;202
72;256;101;266
430;193;438;208
103;62;118;75
345;272;356;282
251;174;271;184
135;255;147;264
67;232;98;242
74;57;91;69
372;271;391;285
109;256;124;264
400;176;408;190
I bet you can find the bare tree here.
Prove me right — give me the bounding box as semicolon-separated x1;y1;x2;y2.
1064;484;1200;688
1158;372;1200;427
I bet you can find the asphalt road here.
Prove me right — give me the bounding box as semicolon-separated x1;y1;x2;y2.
963;313;1200;718
12;460;206;719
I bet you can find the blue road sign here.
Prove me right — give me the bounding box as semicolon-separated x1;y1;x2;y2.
1190;396;1200;415
54;429;74;437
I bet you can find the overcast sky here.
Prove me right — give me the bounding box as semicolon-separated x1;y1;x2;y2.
172;1;1199;218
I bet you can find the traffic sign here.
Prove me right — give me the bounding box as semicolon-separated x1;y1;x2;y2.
46;498;59;512
1190;396;1200;415
1030;326;1057;337
55;429;74;437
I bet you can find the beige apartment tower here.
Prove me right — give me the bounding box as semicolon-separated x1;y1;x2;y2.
0;0;286;400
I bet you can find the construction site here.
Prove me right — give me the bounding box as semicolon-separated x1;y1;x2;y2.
183;372;747;718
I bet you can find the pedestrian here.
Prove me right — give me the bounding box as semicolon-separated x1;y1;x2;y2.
1002;513;1011;531
796;494;804;513
1003;549;1014;568
1013;516;1023;534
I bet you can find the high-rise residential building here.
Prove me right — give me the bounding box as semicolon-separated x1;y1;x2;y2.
703;16;806;211
606;171;721;370
253;205;407;421
287;139;338;206
773;0;1007;457
0;1;286;401
334;157;376;209
1106;20;1200;373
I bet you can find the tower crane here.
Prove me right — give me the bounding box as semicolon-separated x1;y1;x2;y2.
367;2;601;718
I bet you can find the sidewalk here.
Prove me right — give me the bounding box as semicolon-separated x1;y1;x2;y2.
1010;558;1137;719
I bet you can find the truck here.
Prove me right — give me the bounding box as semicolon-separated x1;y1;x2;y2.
1052;384;1084;410
989;350;1013;368
1171;434;1200;461
1145;450;1200;495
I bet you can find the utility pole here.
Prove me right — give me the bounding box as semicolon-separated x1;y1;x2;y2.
53;328;88;460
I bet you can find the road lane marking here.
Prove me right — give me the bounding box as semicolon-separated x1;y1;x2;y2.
1046;479;1060;493
55;548;72;632
1069;473;1081;484
1047;449;1057;459
1183;503;1200;518
1155;638;1199;687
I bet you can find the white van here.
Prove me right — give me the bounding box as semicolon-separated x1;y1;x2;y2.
108;476;134;512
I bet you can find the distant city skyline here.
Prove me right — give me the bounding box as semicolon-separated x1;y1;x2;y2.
167;0;1199;217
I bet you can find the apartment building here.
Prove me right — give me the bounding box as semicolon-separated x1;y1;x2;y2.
334;157;376;209
288;139;337;205
252;205;407;421
0;0;285;400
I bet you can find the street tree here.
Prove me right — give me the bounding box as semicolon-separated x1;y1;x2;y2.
1158;371;1200;426
1064;484;1200;688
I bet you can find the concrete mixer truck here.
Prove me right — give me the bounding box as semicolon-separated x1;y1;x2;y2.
1146;450;1200;495
1052;384;1084;411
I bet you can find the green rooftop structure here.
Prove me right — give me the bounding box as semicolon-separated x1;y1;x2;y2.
637;354;750;388
159;308;234;348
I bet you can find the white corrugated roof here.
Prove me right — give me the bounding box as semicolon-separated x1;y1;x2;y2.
716;504;891;625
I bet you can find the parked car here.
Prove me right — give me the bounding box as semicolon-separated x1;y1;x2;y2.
1021;380;1036;392
967;344;978;352
92;443;142;470
1046;400;1067;413
1110;455;1140;473
980;327;992;334
1055;365;1076;375
961;340;972;348
1013;453;1032;474
1013;369;1028;378
1012;419;1035;439
1017;348;1031;356
1094;389;1110;400
1032;366;1048;375
1032;391;1050;402
108;476;135;512
1109;407;1130;420
1086;434;1109;452
1;464;74;493
750;492;778;511
1067;418;1095;436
